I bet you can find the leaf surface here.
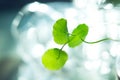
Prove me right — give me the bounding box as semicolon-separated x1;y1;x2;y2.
42;48;68;70
53;18;69;44
68;24;88;47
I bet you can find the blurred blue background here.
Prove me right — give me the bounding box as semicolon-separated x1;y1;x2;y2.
0;0;120;80
0;0;71;80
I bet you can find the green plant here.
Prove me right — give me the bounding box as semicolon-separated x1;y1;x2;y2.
42;18;119;70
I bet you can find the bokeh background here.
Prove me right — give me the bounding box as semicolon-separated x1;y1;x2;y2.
0;0;120;80
0;0;71;80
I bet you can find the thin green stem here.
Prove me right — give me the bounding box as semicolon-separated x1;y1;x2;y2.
81;38;120;44
57;42;68;59
60;43;67;50
69;32;120;44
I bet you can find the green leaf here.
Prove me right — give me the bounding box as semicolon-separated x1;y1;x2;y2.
42;48;68;70
53;18;69;44
68;24;88;47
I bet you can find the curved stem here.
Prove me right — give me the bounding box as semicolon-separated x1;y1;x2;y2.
81;38;120;44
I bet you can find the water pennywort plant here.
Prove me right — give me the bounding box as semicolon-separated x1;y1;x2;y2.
42;18;119;70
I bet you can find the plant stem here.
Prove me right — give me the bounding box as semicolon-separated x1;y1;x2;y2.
81;38;120;44
57;42;68;59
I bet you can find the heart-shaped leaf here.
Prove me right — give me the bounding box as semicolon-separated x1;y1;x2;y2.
68;24;88;47
42;48;68;70
53;18;69;44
